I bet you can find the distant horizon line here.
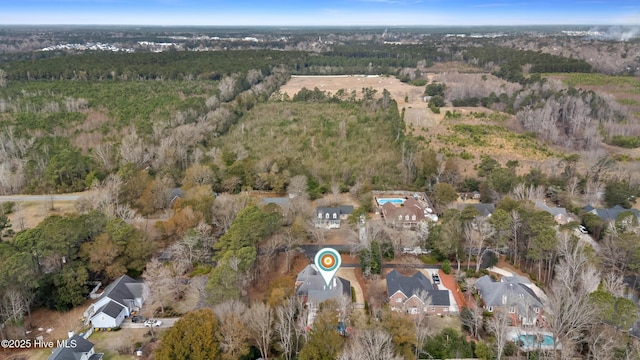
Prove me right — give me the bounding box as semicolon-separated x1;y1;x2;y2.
1;23;638;28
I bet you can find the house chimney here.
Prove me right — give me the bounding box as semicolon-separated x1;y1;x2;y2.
68;330;75;339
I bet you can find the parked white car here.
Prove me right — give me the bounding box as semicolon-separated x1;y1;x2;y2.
144;319;162;327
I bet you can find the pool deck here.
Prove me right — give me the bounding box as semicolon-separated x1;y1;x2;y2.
508;328;560;351
376;198;406;206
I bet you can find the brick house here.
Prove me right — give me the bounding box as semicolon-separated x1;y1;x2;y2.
386;270;450;316
474;275;543;326
381;198;426;227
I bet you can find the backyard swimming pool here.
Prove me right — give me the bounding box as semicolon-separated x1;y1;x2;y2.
517;334;554;348
376;198;405;206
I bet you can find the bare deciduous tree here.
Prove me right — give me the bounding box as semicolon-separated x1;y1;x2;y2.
486;309;512;360
287;175;308;200
213;299;250;360
412;289;432;359
205;95;220;109
119;130;153;167
246;69;263;86
586;325;618;360
168;227;213;272
465;217;496;272
142;258;174;315
245;302;273;360
0;288;27;325
602;272;626;297
211;193;253;233
511;183;545;201
461;302;484;340
546;237;599;358
92;143;116;172
218;75;237;102
275;297;299;360
339;327;402;360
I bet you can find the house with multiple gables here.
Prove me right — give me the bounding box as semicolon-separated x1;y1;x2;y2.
48;333;103;360
459;203;495;217
535;200;571;224
583;205;639;223
380;198;427;227
386;270;451;316
84;275;148;329
474;275;543;326
315;206;354;229
295;264;352;324
295;264;351;308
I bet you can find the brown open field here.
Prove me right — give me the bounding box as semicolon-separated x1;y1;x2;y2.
278;74;557;178
6;200;78;231
280;75;430;109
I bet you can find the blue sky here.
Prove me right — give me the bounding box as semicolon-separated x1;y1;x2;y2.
2;0;639;26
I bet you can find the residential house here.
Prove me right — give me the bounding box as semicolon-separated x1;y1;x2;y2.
386;270;450;315
474;275;543;326
262;197;290;208
48;334;103;360
381;198;426;227
263;197;291;216
295;264;351;308
535;200;570;224
315;206;354;229
84;275;148;329
459;203;495;217
169;188;185;204
583;205;639;223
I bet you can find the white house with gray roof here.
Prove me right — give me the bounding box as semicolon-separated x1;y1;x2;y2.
48;334;103;360
315;206;354;229
84;275;148;329
475;275;543;326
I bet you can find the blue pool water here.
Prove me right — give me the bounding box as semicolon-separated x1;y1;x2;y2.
517;334;554;347
377;198;405;206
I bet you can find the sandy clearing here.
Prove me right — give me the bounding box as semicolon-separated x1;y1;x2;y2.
280;75;430;109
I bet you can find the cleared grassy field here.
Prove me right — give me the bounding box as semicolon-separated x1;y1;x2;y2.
544;72;640;117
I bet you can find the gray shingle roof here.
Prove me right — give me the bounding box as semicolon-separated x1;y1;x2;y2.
296;265;351;304
98;275;144;306
460;203;495;217
475;275;542;314
262;197;290;207
584;204;640;222
100;301;126;318
535;200;567;217
386;270;450;306
316;206;354;217
48;335;96;360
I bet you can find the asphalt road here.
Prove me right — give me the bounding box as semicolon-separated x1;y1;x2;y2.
0;195;81;202
297;245;441;269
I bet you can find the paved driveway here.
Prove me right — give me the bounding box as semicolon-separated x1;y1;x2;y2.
120;317;180;329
